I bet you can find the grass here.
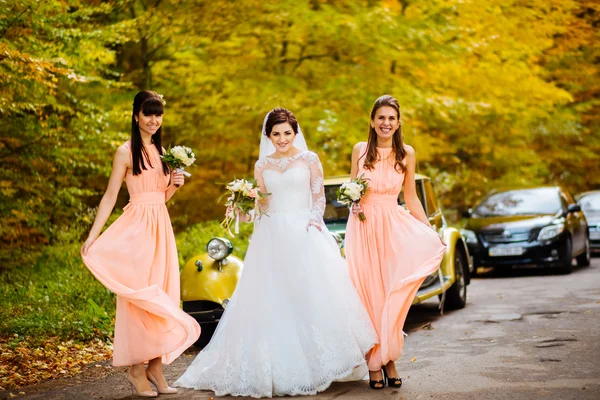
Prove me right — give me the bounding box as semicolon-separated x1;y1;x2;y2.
0;243;115;344
0;219;253;344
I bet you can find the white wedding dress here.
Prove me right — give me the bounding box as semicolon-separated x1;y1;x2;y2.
175;151;377;398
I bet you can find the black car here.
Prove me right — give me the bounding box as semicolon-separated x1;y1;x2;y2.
576;190;600;253
461;186;590;273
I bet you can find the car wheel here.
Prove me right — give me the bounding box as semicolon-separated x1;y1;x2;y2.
443;249;467;310
576;236;591;267
558;236;573;274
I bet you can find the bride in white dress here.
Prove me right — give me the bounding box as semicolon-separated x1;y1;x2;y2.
175;108;377;398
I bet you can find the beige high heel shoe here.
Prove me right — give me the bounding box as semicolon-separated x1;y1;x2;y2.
127;371;158;398
146;370;178;395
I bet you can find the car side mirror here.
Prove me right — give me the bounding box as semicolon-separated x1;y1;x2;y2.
566;204;581;214
462;208;472;218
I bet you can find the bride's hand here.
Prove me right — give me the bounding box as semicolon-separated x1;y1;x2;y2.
237;210;251;223
307;220;322;232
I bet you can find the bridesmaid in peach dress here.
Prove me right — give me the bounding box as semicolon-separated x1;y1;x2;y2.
345;95;446;390
81;90;200;398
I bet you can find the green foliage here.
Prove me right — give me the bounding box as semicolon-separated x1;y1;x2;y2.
0;0;131;256
0;243;115;342
1;0;598;267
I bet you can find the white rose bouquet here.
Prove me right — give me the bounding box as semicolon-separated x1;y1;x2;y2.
220;178;269;236
337;174;369;222
160;145;196;187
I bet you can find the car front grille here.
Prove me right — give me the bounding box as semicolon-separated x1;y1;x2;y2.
481;232;530;243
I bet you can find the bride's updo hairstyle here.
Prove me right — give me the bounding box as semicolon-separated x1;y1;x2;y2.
264;108;299;137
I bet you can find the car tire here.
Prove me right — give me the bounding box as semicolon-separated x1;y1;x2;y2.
576;236;591;267
443;249;467;310
558;236;573;274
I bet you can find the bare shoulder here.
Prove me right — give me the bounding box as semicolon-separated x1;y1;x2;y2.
352;142;366;158
116;143;130;157
403;144;415;157
353;142;366;152
114;143;131;167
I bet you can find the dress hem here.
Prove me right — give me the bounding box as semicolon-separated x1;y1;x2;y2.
175;349;375;398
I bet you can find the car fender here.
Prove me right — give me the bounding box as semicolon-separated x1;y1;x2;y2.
441;227;472;285
181;254;244;304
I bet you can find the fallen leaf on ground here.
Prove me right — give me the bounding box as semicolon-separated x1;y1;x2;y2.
0;336;112;389
410;357;417;362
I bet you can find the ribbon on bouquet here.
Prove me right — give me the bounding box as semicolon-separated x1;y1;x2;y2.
175;167;191;177
224;209;257;237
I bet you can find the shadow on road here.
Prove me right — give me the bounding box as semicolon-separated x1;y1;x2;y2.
472;261;596;280
404;300;449;333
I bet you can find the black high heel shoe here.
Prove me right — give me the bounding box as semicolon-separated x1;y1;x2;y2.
368;370;385;390
382;366;402;388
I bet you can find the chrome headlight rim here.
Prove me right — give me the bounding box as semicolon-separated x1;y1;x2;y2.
206;237;233;261
537;224;565;241
222;298;230;309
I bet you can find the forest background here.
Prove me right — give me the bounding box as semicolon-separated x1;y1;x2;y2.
0;0;598;389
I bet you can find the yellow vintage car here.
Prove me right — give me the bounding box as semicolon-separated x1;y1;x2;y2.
181;173;473;348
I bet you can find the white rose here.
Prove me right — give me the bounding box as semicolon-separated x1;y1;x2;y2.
184;153;196;166
343;182;363;201
171;146;187;160
230;179;244;192
181;147;196;166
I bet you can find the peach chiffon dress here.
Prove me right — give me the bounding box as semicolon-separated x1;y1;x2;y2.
345;143;445;371
82;141;200;366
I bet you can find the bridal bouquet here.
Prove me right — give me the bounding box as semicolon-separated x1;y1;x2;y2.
220;178;269;236
160;145;196;187
337;175;369;222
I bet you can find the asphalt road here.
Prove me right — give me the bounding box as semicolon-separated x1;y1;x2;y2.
5;257;600;400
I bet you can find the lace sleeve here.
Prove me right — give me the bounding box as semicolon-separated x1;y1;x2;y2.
307;152;325;224
254;159;269;209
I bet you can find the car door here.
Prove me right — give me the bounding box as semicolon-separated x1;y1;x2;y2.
424;180;444;232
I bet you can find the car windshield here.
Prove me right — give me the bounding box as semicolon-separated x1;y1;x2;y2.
323;184;350;222
473;188;561;217
579;193;600;212
579;193;600;220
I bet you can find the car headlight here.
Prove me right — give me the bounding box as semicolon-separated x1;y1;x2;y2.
206;238;233;261
460;229;477;244
537;224;564;241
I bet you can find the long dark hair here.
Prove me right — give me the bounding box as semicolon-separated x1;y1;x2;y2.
361;95;406;173
131;90;169;176
264;108;299;137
